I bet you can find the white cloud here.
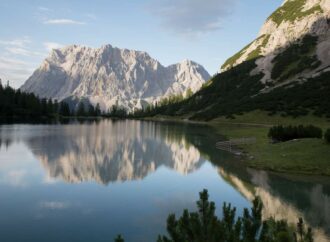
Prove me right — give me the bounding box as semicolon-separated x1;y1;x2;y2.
44;42;63;52
5;47;43;57
38;6;51;12
0;37;44;87
40;201;70;210
0;57;37;87
44;18;86;25
0;37;31;48
148;0;237;36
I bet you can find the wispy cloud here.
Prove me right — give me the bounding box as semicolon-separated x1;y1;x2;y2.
0;57;37;87
44;18;86;25
0;36;31;48
5;47;43;57
38;6;51;12
44;42;63;52
0;37;43;57
148;0;237;36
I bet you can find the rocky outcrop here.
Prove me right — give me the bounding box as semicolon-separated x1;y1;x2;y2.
21;45;210;112
221;0;330;86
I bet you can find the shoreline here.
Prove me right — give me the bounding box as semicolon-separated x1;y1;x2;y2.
1;113;329;177
139;114;330;177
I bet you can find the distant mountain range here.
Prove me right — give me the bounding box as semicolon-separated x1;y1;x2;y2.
141;0;330;120
20;45;210;112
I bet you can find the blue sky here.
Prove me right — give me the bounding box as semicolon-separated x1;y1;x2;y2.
0;0;282;88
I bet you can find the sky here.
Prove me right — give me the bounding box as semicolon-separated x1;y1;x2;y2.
0;0;282;88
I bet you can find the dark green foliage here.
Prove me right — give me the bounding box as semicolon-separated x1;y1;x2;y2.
59;102;71;116
0;80;57;119
103;105;128;118
116;190;314;242
133;94;185;118
133;66;330;120
95;103;102;116
268;125;323;142
325;129;330;143
157;191;314;242
114;235;124;242
133;59;265;120
0;80;103;121
271;35;321;81
132;31;329;120
76;102;86;116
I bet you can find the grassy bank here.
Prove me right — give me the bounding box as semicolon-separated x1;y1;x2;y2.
211;111;330;176
146;111;330;176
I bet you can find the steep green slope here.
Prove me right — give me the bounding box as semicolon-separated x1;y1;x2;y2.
136;58;330;120
268;0;323;26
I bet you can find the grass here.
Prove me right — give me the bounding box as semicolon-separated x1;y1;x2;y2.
211;111;330;176
146;111;330;176
268;0;323;26
221;35;265;70
246;35;270;61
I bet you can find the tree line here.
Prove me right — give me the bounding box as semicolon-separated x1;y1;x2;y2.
268;125;325;142
325;129;330;144
0;80;101;120
114;189;314;242
132;93;186;118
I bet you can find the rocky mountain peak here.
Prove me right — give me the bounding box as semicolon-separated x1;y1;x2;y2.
21;45;210;112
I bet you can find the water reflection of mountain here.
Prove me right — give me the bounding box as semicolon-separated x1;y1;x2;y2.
1;120;329;241
26;120;208;184
218;168;330;242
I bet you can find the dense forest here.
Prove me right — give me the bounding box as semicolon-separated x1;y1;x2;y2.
115;190;314;242
0;80;102;121
132;60;330;121
131;33;330;121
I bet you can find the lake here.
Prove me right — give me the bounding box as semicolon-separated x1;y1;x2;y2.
0;120;329;242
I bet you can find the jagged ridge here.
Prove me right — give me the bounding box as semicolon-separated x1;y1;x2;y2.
21;44;210;112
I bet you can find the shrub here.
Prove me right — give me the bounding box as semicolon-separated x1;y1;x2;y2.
115;190;314;242
268;125;323;142
325;129;330;143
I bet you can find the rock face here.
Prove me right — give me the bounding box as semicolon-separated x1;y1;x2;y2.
21;45;210;111
221;0;330;86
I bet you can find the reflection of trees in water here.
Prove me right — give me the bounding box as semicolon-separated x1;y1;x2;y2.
218;168;330;242
0;127;13;150
1;120;329;241
25;120;210;184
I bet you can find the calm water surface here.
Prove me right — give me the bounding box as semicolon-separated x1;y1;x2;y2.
0;120;329;242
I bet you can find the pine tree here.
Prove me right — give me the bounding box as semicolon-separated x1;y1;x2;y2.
59;102;71;116
114;235;124;242
76;102;86;116
95;103;101;116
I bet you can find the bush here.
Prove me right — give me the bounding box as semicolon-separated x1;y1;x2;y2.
268;125;323;142
115;190;314;242
325;129;330;143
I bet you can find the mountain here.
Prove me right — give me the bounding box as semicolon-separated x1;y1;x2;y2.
21;44;210;112
221;0;330;84
140;0;330;120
